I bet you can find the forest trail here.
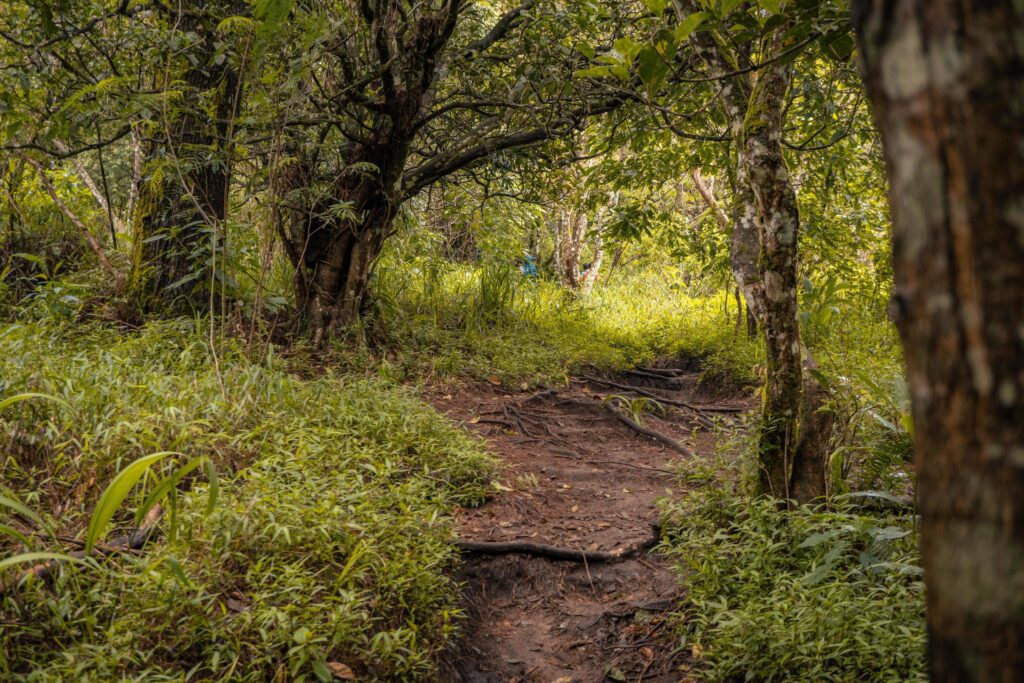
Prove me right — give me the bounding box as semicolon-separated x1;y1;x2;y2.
430;367;748;682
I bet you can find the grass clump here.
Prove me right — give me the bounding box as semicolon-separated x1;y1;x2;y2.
659;458;925;683
0;319;495;681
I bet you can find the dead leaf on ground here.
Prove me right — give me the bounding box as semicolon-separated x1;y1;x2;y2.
326;662;356;680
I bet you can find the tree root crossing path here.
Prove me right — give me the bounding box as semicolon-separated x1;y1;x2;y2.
430;367;748;682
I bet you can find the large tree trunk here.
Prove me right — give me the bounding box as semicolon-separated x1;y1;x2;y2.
855;1;1024;677
742;53;805;498
131;2;241;311
277;142;404;344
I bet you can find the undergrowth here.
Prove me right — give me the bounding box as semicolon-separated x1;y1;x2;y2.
369;258;761;387
0;319;496;681
659;456;926;683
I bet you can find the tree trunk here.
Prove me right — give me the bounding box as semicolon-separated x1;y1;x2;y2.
789;376;834;503
554;210;587;289
579;227;604;295
855;1;1024;677
131;2;241;311
741;53;803;498
277;145;401;344
731;161;765;326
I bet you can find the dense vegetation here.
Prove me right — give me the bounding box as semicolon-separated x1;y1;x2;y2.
2;0;1022;680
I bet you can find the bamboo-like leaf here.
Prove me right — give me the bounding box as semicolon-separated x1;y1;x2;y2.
86;451;179;553
0;392;70;412
0;551;82;575
0;492;47;530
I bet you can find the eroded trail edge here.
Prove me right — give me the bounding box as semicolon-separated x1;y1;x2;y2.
430;369;747;682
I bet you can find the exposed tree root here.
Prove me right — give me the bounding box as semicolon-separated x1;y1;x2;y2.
635;367;685;377
581;375;743;415
624;369;685;383
454;528;659;564
557;397;694;456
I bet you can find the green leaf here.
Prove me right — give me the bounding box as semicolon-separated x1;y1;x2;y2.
674;12;709;42
135;456;204;527
0;493;47;531
0;392;70;412
0;523;35;548
637;47;669;92
797;528;843;549
575;66;612;79
822;32;856;62
86;451;179;554
613;37;642;62
644;0;668;13
0;551;81;575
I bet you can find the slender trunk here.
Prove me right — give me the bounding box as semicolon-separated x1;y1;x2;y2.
555;210;587;289
579;228;604;295
22;155;118;283
856;1;1024;677
690;168;729;230
733;287;743;339
742;53;803;498
126;128;144;226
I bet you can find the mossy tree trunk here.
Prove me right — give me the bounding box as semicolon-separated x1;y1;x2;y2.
856;0;1024;676
131;2;242;312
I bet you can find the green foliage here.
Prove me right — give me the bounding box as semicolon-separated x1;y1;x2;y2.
660;459;926;683
0;320;495;680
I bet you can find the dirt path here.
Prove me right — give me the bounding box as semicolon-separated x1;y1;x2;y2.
430;369;747;682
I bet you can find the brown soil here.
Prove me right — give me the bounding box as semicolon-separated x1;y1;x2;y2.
429;370;749;682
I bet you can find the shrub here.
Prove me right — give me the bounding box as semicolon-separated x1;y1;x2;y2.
659;459;926;683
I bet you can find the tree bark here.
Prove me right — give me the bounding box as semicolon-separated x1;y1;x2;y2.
131;2;242;311
789;376;834;503
277;148;397;345
741;51;803;498
731;160;765;326
855;1;1024;677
